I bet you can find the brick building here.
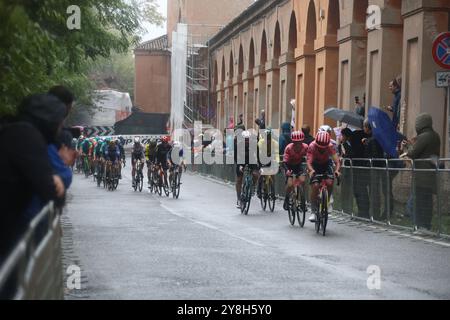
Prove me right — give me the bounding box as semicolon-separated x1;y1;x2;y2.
134;0;254;123
209;0;450;157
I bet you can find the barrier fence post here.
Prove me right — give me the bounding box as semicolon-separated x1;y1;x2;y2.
437;159;442;237
412;160;418;231
386;159;391;226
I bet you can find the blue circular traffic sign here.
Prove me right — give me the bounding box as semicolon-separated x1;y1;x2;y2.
433;32;450;69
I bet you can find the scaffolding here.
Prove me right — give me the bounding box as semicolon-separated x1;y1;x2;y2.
171;24;222;132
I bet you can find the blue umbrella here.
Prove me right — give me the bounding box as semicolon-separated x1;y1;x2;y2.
368;107;399;158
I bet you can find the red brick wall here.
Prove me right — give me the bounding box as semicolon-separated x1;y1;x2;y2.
134;51;171;114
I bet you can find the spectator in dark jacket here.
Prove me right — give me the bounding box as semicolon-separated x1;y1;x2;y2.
301;124;315;145
279;122;292;159
387;77;401;130
0;94;66;258
362;119;389;220
402;113;441;230
255;110;266;130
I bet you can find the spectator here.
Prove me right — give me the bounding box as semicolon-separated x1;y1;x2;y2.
361;119;386;220
237;114;244;126
0;94;66;258
349;124;370;218
279;122;292;159
354;96;365;118
402;113;441;230
48;85;74;120
386;77;401;130
301;124;314;145
338;128;354;159
255;110;266;130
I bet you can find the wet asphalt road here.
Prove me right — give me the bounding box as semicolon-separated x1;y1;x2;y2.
64;160;450;300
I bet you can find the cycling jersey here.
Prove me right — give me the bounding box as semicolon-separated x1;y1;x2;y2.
131;143;145;161
105;145;120;162
257;138;280;167
307;142;336;166
283;143;308;165
145;142;157;162
155;142;172;169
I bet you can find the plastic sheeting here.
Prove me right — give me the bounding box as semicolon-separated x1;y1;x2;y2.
170;23;188;134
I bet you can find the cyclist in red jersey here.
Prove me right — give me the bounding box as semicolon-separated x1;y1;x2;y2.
307;131;341;222
282;131;309;210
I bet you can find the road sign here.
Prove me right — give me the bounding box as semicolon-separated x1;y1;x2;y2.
436;71;450;87
432;32;450;69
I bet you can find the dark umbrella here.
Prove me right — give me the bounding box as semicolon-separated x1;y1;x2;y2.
324;107;364;129
368;107;399;158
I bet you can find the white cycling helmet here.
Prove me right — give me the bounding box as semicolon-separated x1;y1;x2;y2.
319;125;333;134
241;130;251;139
134;137;141;144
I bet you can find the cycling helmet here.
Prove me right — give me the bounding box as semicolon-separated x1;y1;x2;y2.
315;131;331;148
134;137;140;144
291;131;305;142
241;130;251;139
162;136;170;143
319;125;333;134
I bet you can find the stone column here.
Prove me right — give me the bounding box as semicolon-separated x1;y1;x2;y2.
279;52;296;129
242;70;254;130
253;65;266;129
401;0;450;156
265;59;280;128
338;5;368;111
232;74;243;127
314;34;340;130
295;44;316;131
365;0;403;111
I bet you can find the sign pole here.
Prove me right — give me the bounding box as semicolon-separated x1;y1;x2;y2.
448;86;450;158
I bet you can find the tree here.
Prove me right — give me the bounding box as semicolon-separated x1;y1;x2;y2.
0;0;163;116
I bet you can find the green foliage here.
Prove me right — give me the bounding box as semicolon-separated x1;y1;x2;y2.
87;50;135;101
0;0;163;117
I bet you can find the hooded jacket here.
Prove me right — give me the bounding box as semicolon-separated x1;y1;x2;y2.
406;113;441;164
279;122;292;156
406;113;441;192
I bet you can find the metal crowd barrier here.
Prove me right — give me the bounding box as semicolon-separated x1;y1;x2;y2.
0;202;64;300
190;153;450;238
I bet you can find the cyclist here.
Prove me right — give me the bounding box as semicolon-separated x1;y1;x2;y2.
282;131;309;210
104;139;121;178
319;125;337;152
307;131;341;222
93;138;103;178
257;128;279;199
116;138;126;167
234;130;260;209
145;138;158;187
131;137;145;188
155;136;173;186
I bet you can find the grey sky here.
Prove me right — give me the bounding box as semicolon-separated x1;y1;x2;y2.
141;0;167;42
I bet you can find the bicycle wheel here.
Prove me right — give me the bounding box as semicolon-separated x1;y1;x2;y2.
287;193;296;226
138;172;143;192
268;178;276;213
321;189;328;236
156;175;162;196
315;198;321;234
163;172;170;197
259;178;267;211
172;172;178;198
240;178;251;215
296;186;306;228
114;166;120;190
174;171;181;199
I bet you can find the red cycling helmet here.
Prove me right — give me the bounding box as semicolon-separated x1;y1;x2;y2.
162;136;170;143
291;131;305;142
315;131;330;148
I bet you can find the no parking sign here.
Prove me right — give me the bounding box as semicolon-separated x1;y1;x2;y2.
432;32;450;69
